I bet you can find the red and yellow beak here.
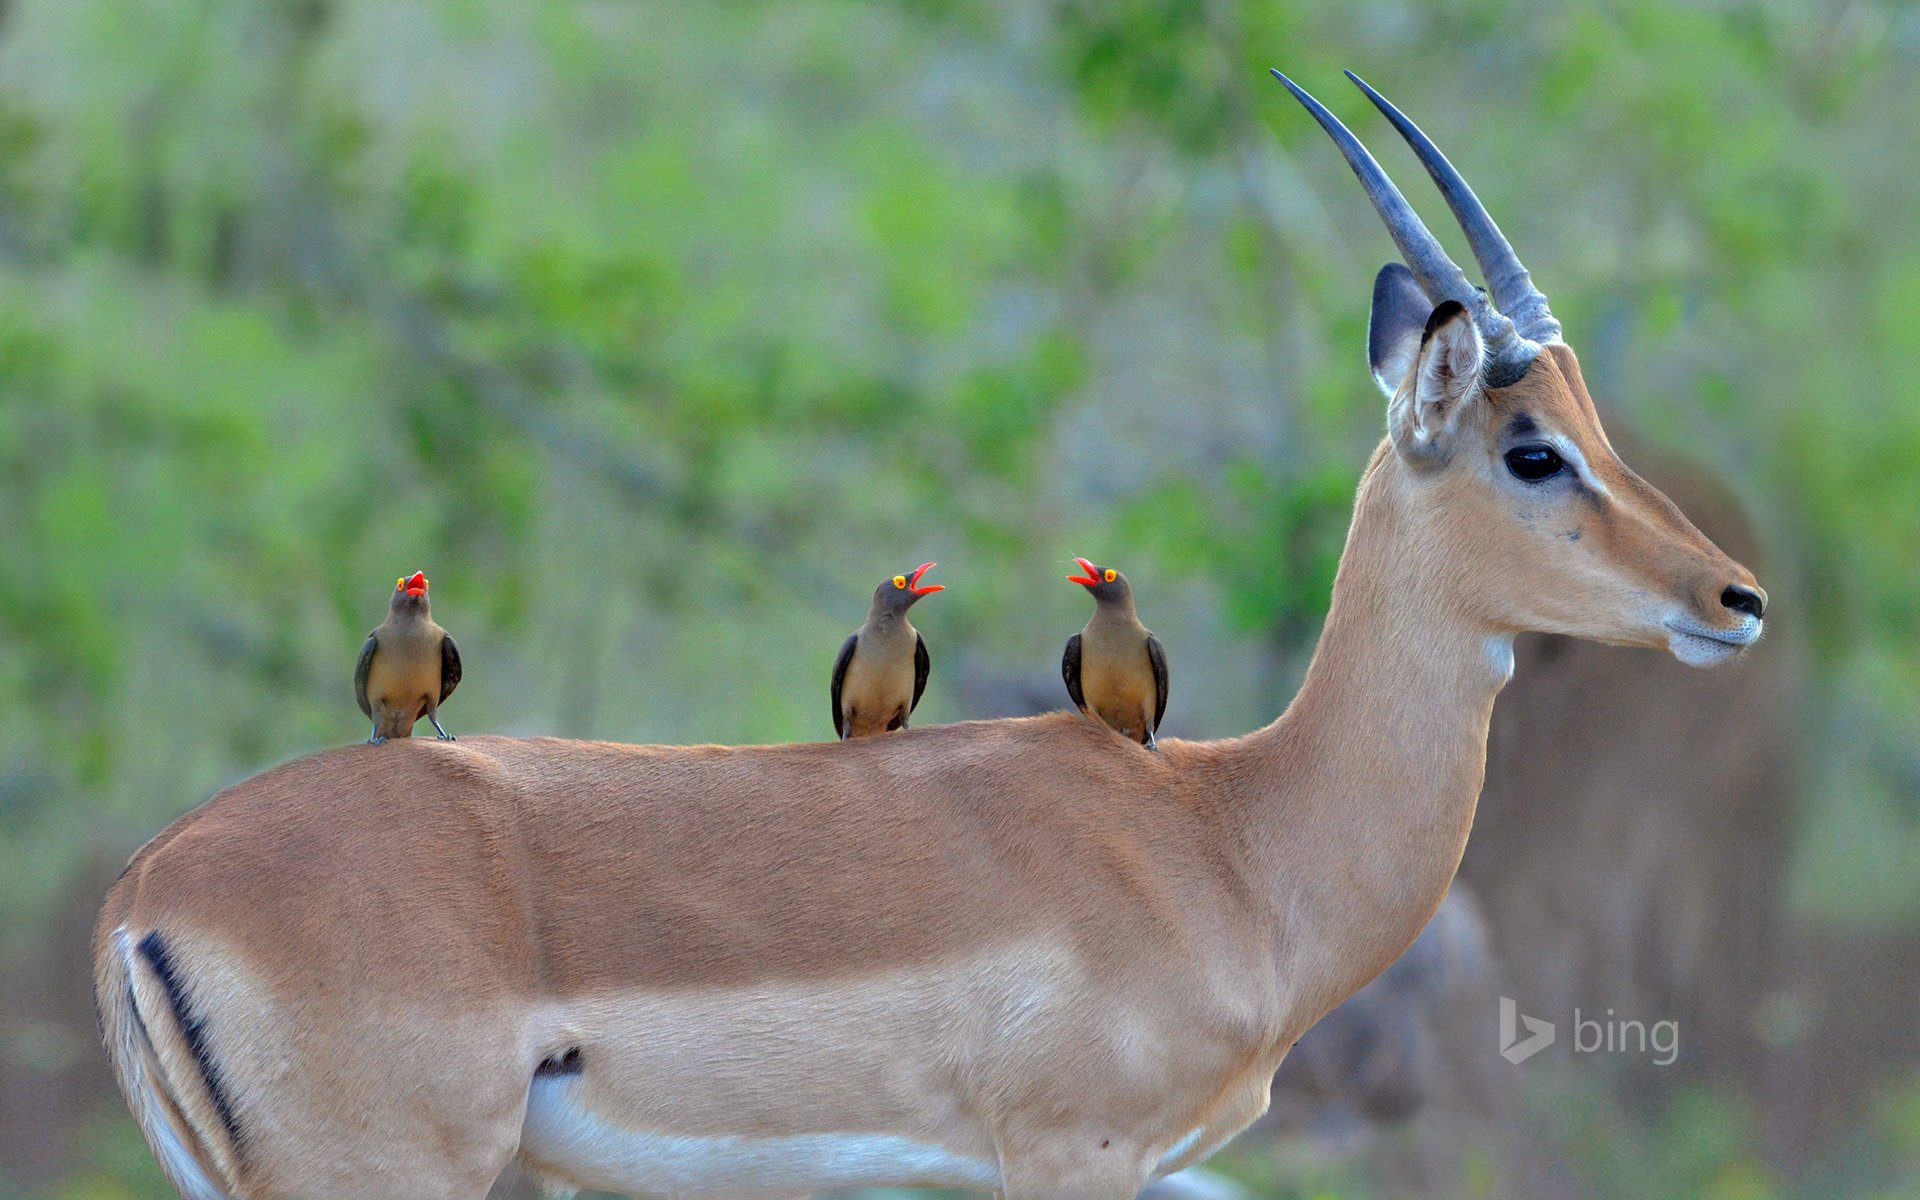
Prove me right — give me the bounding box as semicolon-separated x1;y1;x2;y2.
404;571;428;597
906;562;943;596
1066;557;1102;587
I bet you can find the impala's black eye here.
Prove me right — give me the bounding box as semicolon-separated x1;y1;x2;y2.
1505;444;1565;482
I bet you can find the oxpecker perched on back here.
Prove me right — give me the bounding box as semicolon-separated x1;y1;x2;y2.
1063;557;1168;749
830;563;943;739
355;571;462;744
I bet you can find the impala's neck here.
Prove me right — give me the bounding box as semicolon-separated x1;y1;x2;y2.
1228;444;1512;1023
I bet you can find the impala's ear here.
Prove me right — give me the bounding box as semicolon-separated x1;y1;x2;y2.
1368;263;1430;398
1389;298;1484;464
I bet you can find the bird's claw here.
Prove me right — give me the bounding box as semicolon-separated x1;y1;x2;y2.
366;734;387;745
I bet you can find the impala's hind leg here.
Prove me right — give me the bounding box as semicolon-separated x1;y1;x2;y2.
260;1036;529;1199
175;964;529;1197
244;1062;528;1199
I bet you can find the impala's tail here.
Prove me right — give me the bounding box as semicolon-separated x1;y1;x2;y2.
96;926;241;1200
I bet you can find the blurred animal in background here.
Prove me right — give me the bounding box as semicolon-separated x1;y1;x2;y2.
1462;444;1797;1083
829;562;943;739
354;571;463;743
1063;557;1170;748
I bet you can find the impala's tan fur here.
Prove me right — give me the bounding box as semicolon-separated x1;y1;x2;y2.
92;330;1762;1199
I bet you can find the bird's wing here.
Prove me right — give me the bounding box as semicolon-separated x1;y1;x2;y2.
354;632;378;719
911;631;930;715
829;632;859;737
1061;632;1085;710
440;633;462;704
1146;632;1170;733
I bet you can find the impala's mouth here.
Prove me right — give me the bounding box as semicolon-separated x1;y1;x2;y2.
1663;615;1761;667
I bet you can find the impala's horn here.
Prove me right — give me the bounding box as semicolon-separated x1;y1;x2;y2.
1270;69;1545;386
1344;71;1561;347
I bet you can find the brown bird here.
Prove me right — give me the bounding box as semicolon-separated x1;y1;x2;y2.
830;562;943;739
354;571;462;744
1063;556;1168;749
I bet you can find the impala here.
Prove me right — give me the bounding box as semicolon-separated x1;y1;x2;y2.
94;71;1767;1200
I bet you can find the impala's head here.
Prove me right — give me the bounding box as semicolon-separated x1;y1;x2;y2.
1067;557;1132;607
1276;70;1765;666
871;562;943;615
391;570;430;614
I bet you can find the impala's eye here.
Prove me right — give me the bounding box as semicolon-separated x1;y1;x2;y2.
1505;445;1565;482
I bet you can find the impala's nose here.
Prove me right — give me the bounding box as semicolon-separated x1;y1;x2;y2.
1720;583;1766;620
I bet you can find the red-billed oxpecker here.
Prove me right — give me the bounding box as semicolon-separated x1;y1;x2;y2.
1062;556;1169;749
354;571;462;744
830;562;943;739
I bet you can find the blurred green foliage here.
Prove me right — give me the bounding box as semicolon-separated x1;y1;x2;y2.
1;1;1917;1197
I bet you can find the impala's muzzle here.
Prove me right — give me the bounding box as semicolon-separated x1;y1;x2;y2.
1663;579;1767;666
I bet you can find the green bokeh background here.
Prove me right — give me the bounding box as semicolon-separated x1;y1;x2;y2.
2;2;1917;1197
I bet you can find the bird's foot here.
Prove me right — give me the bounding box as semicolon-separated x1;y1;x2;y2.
1144;731;1159;752
428;714;455;740
366;734;388;746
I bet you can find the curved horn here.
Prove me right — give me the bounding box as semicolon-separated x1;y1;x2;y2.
1270;69;1521;362
1345;70;1561;345
1271;70;1531;371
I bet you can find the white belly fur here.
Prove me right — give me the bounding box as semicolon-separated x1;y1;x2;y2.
514;940;1069;1195
523;1077;1000;1195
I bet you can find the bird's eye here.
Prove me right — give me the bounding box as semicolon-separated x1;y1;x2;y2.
1103;568;1117;582
1505;444;1565;482
396;577;405;589
892;575;907;589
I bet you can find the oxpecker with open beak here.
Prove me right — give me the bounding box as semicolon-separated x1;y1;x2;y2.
1062;557;1168;749
354;571;462;744
830;562;943;740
